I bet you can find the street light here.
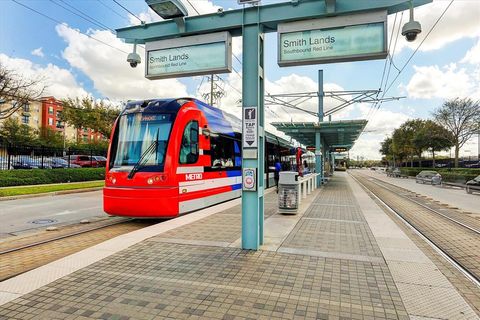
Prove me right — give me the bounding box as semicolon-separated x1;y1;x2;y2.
146;0;188;32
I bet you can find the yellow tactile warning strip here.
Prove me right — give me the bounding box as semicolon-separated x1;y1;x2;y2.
0;219;155;281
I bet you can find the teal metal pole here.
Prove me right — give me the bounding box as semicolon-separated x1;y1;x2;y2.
315;132;322;185
331;152;335;174
316;70;323;187
241;10;264;250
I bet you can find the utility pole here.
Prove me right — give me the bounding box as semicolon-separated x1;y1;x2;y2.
210;74;214;106
202;74;225;107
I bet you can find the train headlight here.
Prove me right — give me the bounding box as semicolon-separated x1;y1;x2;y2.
111;178;116;185
147;178;154;185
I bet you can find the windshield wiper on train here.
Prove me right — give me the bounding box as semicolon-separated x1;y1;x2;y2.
127;130;160;180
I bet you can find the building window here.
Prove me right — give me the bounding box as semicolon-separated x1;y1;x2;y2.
48;106;54;115
56;120;63;128
22;115;30;124
179;121;199;164
23;103;30;112
48;118;53;126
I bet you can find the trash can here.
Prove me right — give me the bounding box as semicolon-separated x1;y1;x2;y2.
278;171;299;214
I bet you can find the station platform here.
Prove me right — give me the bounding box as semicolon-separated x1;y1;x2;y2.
0;173;477;319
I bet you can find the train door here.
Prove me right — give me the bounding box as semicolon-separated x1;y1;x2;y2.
177;117;205;213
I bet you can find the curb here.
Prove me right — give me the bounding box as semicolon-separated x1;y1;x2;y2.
0;187;103;201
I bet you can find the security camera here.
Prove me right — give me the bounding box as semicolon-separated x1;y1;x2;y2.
127;43;141;68
402;4;422;42
402;20;421;42
127;52;141;68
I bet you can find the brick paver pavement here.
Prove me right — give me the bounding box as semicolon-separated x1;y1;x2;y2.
0;177;410;320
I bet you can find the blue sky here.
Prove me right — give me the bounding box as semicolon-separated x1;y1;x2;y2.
1;0;479;159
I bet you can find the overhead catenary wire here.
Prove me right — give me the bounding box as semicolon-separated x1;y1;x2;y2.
364;1;453;134
112;0;144;24
97;0;129;21
49;0;115;33
383;0;454;96
11;0;128;54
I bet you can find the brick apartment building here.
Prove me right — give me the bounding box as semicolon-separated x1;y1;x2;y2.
0;97;106;143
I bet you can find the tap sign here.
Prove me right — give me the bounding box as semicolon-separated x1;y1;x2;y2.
242;106;258;148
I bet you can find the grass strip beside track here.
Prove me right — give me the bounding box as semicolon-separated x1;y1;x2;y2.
0;180;104;197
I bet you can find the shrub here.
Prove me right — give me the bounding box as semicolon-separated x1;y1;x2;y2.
0;168;105;187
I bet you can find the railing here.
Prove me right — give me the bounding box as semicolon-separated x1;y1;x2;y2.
0;142;107;170
297;173;320;205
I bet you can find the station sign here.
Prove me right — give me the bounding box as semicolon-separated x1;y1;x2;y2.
278;10;387;66
145;31;232;79
332;147;348;152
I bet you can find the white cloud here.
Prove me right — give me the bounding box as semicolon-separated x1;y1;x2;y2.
406;64;474;99
31;47;44;58
461;40;480;65
0;53;88;99
349;104;412;160
56;24;188;101
388;0;480;54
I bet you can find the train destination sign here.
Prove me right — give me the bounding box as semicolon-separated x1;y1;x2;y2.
278;11;387;66
145;31;232;79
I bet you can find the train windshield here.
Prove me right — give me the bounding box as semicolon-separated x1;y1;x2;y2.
112;113;172;170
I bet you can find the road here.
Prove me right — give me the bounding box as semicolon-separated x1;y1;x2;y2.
0;191;105;238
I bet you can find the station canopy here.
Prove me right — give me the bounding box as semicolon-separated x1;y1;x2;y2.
271;120;367;151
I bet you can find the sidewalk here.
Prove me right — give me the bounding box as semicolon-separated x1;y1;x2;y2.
0;173;476;319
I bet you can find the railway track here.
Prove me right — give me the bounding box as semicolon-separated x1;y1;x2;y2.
351;172;480;287
0;218;158;281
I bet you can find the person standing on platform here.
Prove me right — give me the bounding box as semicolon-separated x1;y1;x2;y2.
274;158;282;193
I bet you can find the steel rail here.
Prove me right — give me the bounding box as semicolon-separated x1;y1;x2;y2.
351;173;480;288
0;218;134;255
367;176;480;235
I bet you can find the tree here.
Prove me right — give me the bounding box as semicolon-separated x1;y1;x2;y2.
0;63;46;119
379;137;394;166
392;120;426;167
433;98;480;167
61;97;120;141
413;120;453;167
0;117;36;145
37;126;64;148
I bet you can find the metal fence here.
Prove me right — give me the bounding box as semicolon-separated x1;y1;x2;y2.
0;142;108;170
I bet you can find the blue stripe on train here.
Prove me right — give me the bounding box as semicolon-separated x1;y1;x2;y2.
231;183;242;190
226;170;242;177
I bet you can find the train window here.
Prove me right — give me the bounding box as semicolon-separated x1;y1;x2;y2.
179;121;199;164
211;136;238;167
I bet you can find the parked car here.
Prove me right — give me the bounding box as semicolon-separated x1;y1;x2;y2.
415;170;442;185
92;156;107;167
466;175;480;194
465;162;480;168
12;156;51;169
46;157;81;169
65;155;98;167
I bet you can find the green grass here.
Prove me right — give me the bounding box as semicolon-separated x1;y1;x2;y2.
0;180;104;197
